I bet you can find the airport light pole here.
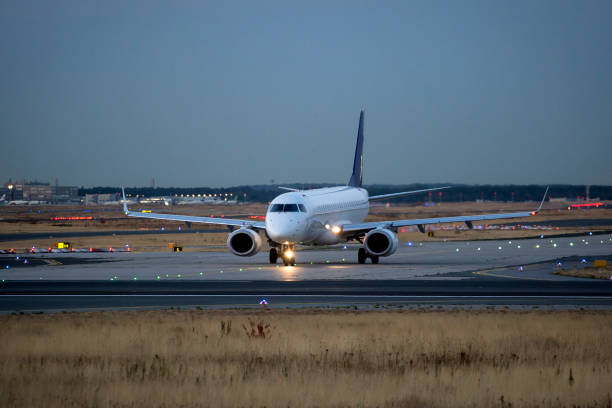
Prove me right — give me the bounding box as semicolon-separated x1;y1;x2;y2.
8;184;13;201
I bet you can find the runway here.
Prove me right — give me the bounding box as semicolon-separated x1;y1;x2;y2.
1;278;612;312
0;234;610;312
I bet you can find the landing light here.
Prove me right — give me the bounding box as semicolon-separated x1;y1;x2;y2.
331;225;341;234
284;249;294;259
325;224;330;230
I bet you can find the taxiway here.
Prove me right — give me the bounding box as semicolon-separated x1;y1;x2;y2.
0;234;610;312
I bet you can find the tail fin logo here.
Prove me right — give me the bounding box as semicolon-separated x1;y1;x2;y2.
348;110;364;187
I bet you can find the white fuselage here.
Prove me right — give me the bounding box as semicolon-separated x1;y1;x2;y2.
265;186;369;245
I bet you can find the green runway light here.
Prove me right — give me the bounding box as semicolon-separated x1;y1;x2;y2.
199;272;203;275
239;268;243;272
177;274;181;278
517;245;521;249
258;267;262;270
220;270;223;273
553;243;557;247
133;277;137;280
157;276;161;280
498;246;502;250
477;248;481;251
326;260;330;263
342;258;345;262
570;242;574;246
535;245;540;248
456;248;459;252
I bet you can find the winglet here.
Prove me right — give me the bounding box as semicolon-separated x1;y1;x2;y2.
536;186;549;212
532;186;549;215
121;187;128;215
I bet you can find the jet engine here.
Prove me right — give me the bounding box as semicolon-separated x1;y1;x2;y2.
227;228;263;256
364;228;398;257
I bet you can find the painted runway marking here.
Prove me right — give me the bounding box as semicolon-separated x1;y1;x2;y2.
2;295;612;299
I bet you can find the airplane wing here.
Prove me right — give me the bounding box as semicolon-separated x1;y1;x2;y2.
342;187;549;236
369;186;450;201
121;188;265;230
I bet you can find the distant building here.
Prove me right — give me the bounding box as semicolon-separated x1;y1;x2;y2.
23;183;53;201
2;181;79;203
53;186;79;202
85;193;119;205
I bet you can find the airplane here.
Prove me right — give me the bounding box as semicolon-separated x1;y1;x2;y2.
3;197;49;205
122;111;548;266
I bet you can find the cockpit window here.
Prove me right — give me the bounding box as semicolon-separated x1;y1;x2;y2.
270;203;305;213
270;204;284;212
283;204;299;212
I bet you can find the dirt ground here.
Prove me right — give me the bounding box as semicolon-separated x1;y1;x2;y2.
1;202;610;251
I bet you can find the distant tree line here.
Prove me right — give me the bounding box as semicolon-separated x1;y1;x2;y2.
78;184;611;203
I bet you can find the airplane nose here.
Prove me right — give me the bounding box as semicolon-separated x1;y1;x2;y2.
266;215;305;242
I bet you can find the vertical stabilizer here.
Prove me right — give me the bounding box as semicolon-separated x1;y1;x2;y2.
348;110;364;187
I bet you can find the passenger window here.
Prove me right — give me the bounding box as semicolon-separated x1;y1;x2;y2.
298;204;307;213
284;204;299;212
270;204;284;212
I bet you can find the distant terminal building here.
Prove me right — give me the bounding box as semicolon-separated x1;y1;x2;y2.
2;181;79;203
139;196;174;205
85;193;119;205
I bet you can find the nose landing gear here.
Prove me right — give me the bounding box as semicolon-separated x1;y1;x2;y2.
269;244;296;266
269;248;278;264
357;247;379;264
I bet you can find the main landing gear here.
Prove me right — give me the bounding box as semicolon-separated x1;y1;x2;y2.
269;245;296;266
357;247;379;264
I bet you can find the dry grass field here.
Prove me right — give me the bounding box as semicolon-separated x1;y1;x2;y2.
1;309;611;407
554;265;612;280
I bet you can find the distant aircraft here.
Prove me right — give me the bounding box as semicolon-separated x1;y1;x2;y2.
123;111;547;265
7;200;29;205
4;197;48;205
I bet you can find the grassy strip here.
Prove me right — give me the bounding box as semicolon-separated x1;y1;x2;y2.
554;266;612;280
1;309;611;407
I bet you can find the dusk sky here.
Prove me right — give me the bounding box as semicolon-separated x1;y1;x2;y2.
1;1;611;187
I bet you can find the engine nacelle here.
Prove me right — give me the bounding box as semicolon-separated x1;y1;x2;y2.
364;228;398;257
227;228;263;256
